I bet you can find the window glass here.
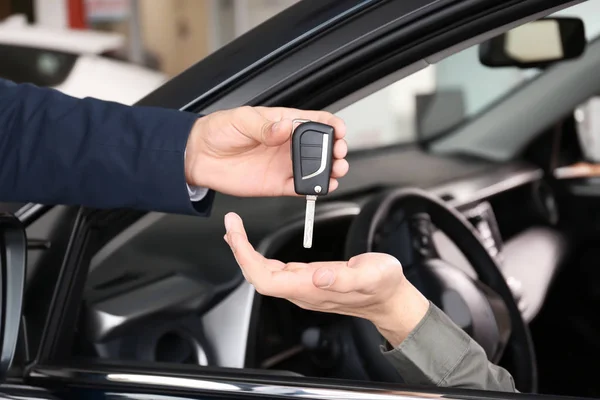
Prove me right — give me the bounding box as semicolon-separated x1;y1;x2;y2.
335;46;530;151
338;1;598;151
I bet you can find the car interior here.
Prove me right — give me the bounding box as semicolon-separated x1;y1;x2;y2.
11;1;600;398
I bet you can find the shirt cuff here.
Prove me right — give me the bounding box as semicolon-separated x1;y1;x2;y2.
187;184;209;202
184;149;209;203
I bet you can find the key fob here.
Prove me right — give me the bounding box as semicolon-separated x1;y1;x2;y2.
291;121;335;196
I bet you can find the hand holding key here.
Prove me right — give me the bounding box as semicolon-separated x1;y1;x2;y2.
186;106;348;198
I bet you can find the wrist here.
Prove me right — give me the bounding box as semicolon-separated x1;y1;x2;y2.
184;117;210;188
373;279;430;348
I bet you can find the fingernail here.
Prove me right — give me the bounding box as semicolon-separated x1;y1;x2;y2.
271;121;281;132
315;269;335;288
224;213;233;232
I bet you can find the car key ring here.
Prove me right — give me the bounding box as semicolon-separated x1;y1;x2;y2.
291;120;335;248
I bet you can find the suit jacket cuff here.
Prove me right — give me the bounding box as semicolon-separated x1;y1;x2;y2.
181;121;214;215
149;110;215;216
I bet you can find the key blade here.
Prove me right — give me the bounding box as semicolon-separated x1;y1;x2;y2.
303;195;317;248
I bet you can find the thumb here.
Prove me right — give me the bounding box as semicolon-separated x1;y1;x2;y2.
260;118;293;147
312;263;376;294
312;253;402;294
233;107;292;146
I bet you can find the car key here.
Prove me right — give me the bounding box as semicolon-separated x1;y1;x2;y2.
291;120;335;248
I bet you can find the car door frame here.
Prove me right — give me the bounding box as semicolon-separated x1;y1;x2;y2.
9;0;584;399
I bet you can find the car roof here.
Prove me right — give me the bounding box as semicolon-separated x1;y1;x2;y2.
0;14;124;55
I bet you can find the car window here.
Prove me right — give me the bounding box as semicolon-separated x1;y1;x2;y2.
335;46;532;151
338;1;600;152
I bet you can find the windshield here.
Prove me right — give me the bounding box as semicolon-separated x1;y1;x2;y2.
337;1;600;151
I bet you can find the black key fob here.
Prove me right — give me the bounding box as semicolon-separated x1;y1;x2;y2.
291;121;335;196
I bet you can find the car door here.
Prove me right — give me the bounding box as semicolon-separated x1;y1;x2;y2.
3;0;584;399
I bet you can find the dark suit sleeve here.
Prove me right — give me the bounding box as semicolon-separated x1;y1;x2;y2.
0;79;214;215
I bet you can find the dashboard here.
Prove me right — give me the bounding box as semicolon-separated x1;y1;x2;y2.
247;162;568;374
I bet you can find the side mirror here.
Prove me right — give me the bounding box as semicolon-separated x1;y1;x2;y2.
0;214;26;381
479;17;586;69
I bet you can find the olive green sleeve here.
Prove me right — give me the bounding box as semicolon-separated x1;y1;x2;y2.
380;302;517;392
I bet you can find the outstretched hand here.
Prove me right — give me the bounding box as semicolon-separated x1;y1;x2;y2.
223;212;430;346
185;106;348;197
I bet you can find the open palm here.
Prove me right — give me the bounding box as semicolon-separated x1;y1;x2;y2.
222;211;430;345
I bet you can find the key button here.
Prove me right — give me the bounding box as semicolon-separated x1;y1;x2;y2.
300;130;323;145
301;159;321;176
300;145;322;158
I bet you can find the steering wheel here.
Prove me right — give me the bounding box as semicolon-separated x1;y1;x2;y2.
344;188;537;393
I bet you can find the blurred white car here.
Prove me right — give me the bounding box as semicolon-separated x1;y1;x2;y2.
0;15;166;105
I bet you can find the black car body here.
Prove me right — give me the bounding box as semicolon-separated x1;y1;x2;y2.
1;0;599;399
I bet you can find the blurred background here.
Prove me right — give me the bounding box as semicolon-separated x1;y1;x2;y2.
1;0;599;150
0;0;299;104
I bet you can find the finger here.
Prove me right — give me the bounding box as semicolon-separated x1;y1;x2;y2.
325;114;345;139
225;234;251;281
224;213;308;295
282;262;310;272
331;159;349;179
266;118;294;146
227;229;290;286
329;179;339;192
333;139;348;159
224;212;268;277
224;234;284;277
348;252;400;268
313;265;378;294
233;107;291;147
224;212;248;240
230;232;297;295
225;213;254;268
312;257;397;294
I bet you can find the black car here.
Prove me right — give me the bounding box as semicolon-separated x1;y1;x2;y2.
1;0;599;399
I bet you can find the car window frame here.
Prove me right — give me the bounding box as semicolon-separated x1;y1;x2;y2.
23;0;579;399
